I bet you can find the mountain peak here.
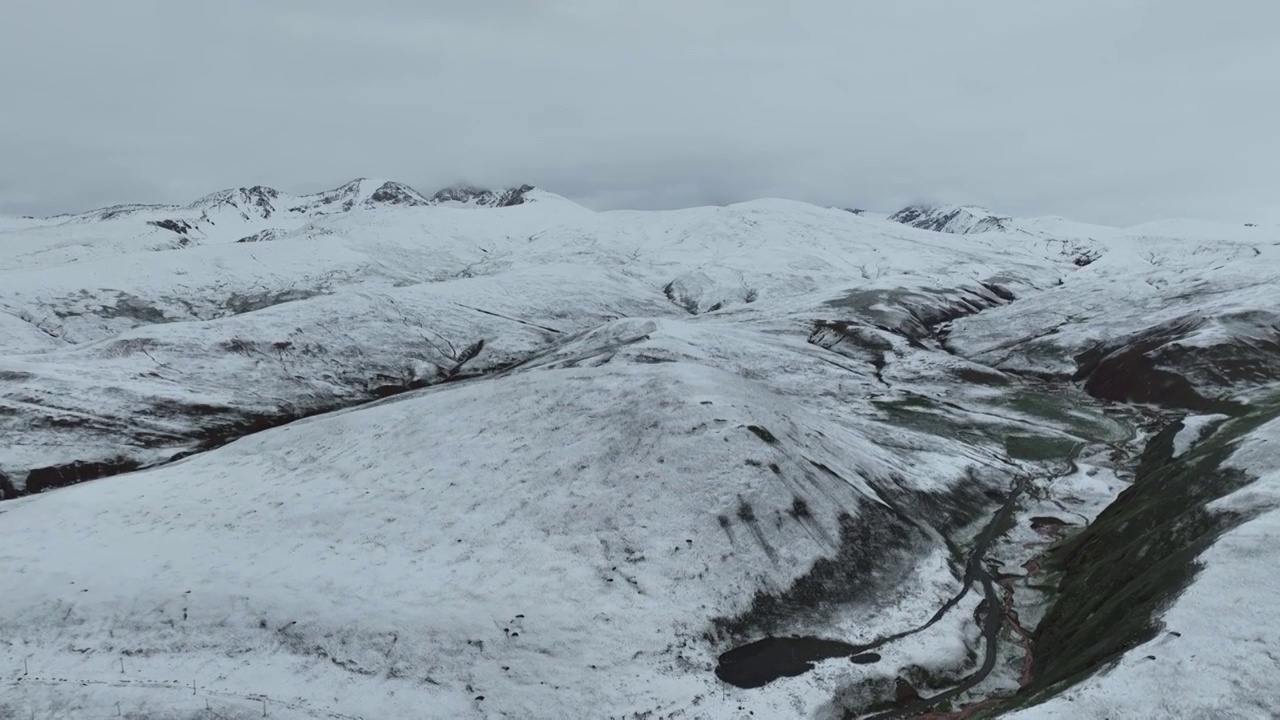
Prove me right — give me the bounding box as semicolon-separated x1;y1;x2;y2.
429;184;538;208
286;178;430;213
889;204;1011;234
182;185;284;221
368;181;430;206
430;184;489;204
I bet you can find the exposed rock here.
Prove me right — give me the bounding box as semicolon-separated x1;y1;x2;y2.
235;228;282;243
429;184;537;208
22;457;142;495
369;181;430;206
889;204;1012;234
1073;312;1280;412
146;218;195;235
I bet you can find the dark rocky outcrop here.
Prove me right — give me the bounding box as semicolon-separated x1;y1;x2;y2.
286;179;428;214
191;185;282;219
146;219;195;235
1073;312;1280;413
888;205;1011;235
0;470;16;500
823;284;1016;344
235;229;282;244
369;181;429;206
430;185;490;204
22;457;143;495
430;184;536;208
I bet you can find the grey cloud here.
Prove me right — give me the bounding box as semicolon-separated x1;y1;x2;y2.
3;0;1278;225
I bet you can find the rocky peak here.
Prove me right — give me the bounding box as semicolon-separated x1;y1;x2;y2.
239;186;280;217
184;184;283;220
290;179;430;213
430;185;490;204
296;179;372;212
429;184;537;208
244;186;279;201
889;204;1011;235
369;181;430;206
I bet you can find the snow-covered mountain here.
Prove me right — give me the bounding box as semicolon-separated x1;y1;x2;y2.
0;179;552;274
56;178;431;225
428;183;540;208
888;203;1121;247
889;203;1013;234
1;183;1278;719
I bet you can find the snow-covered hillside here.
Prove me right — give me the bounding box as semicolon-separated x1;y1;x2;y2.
2;181;1277;719
0;179;558;274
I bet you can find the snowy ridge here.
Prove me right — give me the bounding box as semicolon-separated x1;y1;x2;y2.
428;183;540;208
0;179;545;273
887;204;1120;245
889;204;1012;234
2;184;1279;718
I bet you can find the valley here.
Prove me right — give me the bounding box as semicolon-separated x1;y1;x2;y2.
1;182;1277;718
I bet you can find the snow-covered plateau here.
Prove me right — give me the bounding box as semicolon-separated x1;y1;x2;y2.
1;181;1277;719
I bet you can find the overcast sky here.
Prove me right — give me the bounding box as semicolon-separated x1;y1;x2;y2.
3;1;1278;225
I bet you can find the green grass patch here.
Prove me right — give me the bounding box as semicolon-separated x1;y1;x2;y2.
1005;434;1079;462
1009;390;1280;711
984;388;1123;442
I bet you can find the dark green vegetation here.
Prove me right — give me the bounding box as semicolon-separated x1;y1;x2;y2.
1005;434;1078;462
1011;399;1276;710
1012;343;1274;688
790;292;1276;716
984;327;1280;714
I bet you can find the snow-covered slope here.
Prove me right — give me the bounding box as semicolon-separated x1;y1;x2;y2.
0;179;551;273
1;318;996;718
947;220;1280;408
2;185;1278;718
0;195;1079;485
888;205;1119;252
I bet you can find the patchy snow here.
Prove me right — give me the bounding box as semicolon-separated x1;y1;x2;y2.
2;182;1279;717
1172;414;1230;457
0;332;987;718
947;217;1280;403
0;309;67;355
0;191;1087;484
0;179;565;274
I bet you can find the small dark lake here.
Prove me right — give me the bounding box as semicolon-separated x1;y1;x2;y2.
715;636;880;688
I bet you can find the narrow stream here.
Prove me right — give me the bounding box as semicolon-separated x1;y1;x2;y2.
715;444;1084;717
